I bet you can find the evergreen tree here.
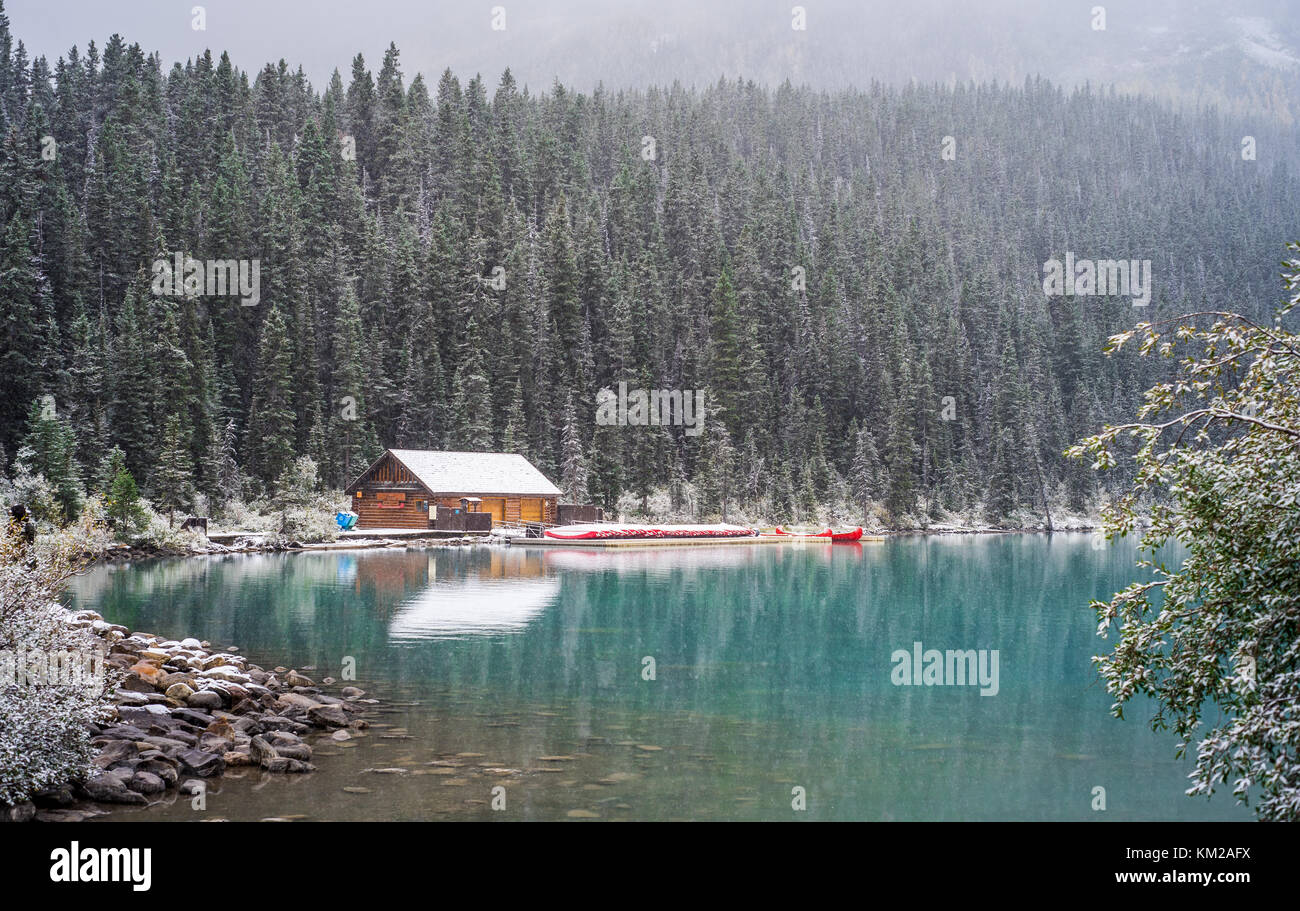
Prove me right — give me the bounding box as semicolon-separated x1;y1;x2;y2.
559;392;588;504
106;462;148;541
849;420;882;524
245;305;296;487
17;396;82;520
153;413;194;526
449;343;493;450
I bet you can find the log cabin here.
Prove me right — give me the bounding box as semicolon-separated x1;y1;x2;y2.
344;449;562;530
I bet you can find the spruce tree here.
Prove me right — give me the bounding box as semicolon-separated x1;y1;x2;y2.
153;414;195;526
559;392;588;505
17;396;82;520
850;420;882;525
245;304;296;488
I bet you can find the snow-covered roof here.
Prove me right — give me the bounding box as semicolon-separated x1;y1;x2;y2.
382;450;562;497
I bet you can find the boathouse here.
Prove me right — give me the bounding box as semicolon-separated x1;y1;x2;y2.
344;449;562;530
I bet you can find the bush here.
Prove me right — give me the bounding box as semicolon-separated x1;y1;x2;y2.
268;457;338;545
0;508;115;807
9;462;62;531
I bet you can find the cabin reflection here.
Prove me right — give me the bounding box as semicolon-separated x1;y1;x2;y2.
385;547;558;640
349;547;548;594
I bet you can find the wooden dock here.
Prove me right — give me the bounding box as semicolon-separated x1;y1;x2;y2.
206;528;488;545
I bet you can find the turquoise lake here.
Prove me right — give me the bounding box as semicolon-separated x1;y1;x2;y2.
66;533;1250;821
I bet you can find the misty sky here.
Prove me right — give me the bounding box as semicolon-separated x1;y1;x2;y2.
7;0;1300;106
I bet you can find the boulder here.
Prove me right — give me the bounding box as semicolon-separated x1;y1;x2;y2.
160;672;197;690
186;691;223;710
118;675;157;694
140;735;191;754
80;773;147;805
307;704;349;727
198;734;233;755
172;708;214;728
98;723;147;742
113;691;153;707
232;716;263;736
211;682;249;703
205;719;235;741
249;735;279;769
258;716;309;734
93;740;138;768
177;749;225;778
199;666;251;684
0;801;36;822
128;771;167;795
276;692;321;712
273;743;312;762
165;682;195;700
137;759;179;785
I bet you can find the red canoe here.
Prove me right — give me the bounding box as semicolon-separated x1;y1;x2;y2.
773;526;864;542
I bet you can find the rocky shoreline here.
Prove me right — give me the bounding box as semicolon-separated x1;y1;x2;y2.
95;533;488;563
6;610;376;823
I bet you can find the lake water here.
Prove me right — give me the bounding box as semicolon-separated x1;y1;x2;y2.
66;534;1249;821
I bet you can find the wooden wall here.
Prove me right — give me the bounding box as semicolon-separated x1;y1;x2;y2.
430;495;555;525
352;491;429;529
352;494;557;529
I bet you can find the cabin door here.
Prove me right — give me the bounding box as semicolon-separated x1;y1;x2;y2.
520;498;544;523
480;498;506;522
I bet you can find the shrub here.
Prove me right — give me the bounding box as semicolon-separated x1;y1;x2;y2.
0;508;115;807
